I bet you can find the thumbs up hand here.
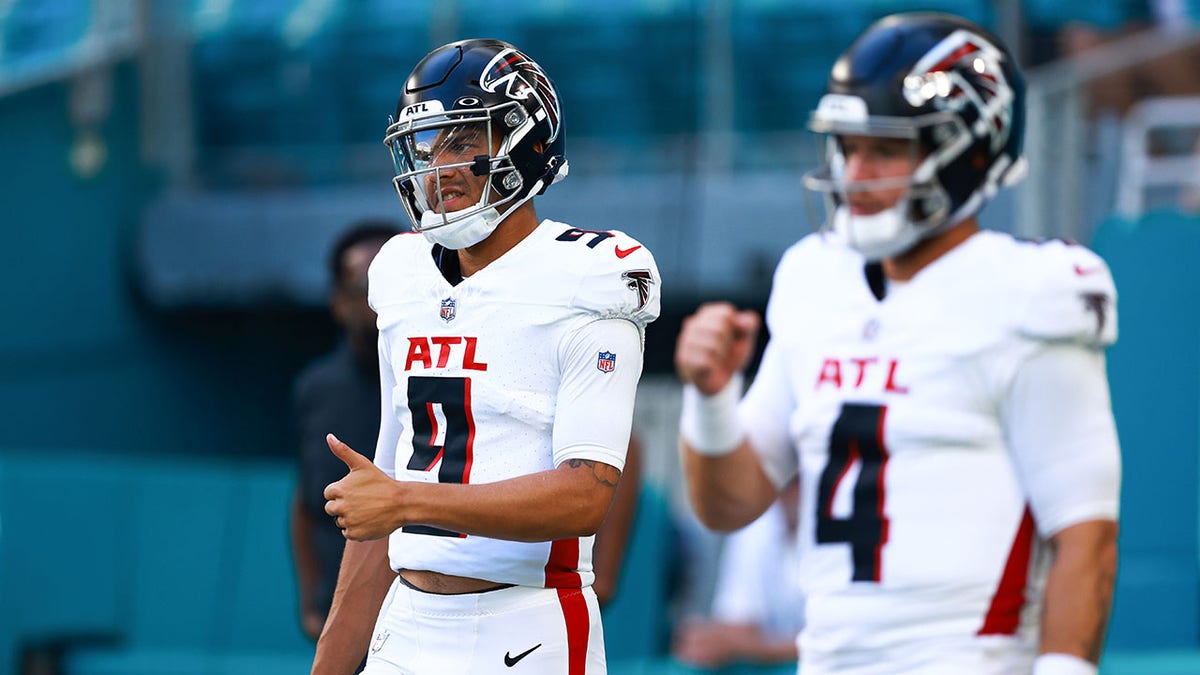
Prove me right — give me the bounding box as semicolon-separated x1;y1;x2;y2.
327;433;375;471
323;434;400;541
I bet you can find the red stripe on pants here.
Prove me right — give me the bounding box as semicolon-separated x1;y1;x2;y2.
557;587;590;675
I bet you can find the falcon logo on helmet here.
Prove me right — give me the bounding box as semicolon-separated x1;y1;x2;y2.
902;30;1015;154
480;48;562;144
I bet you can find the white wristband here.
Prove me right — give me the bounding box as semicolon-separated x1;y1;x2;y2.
1032;653;1097;675
680;374;745;456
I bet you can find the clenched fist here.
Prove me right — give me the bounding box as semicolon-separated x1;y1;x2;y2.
674;302;760;395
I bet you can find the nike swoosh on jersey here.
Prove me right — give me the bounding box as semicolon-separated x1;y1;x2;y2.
504;643;542;667
1073;264;1102;276
614;244;642;259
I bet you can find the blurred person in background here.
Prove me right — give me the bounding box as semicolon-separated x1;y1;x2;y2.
675;13;1121;675
290;220;404;642
671;480;803;672
1054;0;1200;118
592;431;644;608
1053;0;1200;212
312;38;660;675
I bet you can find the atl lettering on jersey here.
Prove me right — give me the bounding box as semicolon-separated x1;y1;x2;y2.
815;357;909;393
404;336;488;371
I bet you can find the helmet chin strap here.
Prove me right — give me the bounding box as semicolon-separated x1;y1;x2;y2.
417;175;547;251
830;160;970;261
834;194;978;261
545;157;569;187
419;206;502;250
831;203;923;261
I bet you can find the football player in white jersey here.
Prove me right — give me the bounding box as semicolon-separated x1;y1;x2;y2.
676;13;1119;675
311;39;660;675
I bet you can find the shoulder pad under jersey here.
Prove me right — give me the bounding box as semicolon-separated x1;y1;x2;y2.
546;222;661;329
366;231;426;311
1017;239;1118;348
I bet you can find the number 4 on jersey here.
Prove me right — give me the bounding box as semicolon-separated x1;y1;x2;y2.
816;403;890;582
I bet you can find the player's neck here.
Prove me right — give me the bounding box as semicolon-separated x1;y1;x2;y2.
882;218;979;281
456;204;540;277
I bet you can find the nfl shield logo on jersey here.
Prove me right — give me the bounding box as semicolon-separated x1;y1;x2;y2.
440;297;456;322
596;351;616;373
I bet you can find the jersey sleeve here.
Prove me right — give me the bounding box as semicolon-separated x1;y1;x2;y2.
567;229;661;334
1018;240;1118;348
367;231;421;314
551;318;644;471
738;241;809;490
740;340;801;490
1003;342;1121;538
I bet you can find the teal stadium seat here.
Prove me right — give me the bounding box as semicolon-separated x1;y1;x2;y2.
0;450;313;674
521;9;651;141
0;0;92;74
1023;0;1151;31
1091;211;1200;672
0;450;128;673
0;447;689;673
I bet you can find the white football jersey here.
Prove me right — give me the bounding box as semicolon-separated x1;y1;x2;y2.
367;220;660;589
739;230;1120;674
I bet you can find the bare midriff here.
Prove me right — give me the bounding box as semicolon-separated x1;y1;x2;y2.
399;569;510;594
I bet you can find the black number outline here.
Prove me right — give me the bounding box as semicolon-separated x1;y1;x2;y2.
403;375;475;537
815;402;891;582
555;227;614;248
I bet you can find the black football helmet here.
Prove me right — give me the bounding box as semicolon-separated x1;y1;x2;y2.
802;13;1026;259
383;39;567;239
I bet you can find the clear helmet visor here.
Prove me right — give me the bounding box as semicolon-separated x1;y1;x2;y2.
800;105;959;259
385;111;518;233
803;110;930;200
805;135;933;208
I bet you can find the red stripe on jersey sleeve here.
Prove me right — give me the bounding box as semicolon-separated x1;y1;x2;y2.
545;538;582;588
557;587;590;675
977;507;1035;635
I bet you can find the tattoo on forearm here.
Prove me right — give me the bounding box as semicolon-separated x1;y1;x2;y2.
567;458;620;489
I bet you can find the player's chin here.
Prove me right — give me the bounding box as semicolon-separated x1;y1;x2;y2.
848;204;887;216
